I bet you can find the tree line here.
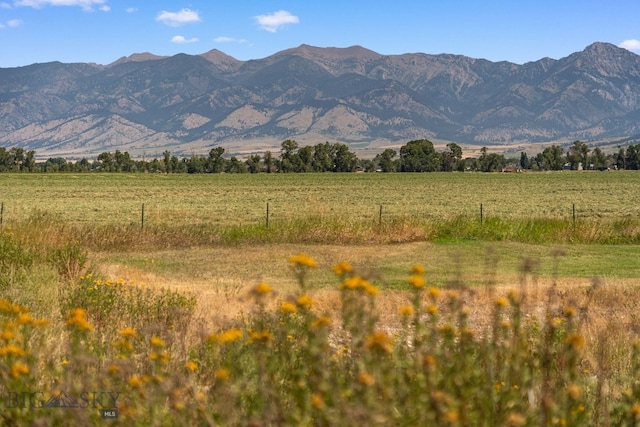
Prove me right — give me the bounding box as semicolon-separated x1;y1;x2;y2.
0;139;636;173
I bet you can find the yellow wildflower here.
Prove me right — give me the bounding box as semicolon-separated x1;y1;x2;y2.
341;276;364;290
128;375;143;388
408;275;425;289
564;306;577;318
289;253;317;269
357;372;376;386
495;297;509;308
66;308;94;332
566;383;581;400
10;362;29;378
150;336;165;348
185;361;198;372
428;287;440;300
365;331;394;354
0;344;26;357
1;330;15;341
118;327;138;339
296;294;314;309
311;393;325;409
444;411;459;423
214;368;230;381
565;333;585;351
220;328;243;343
399;305;414;316
312;316;332;329
411;264;426;275
16;313;34;325
279;302;298;314
423;354;437;367
427;304;438;315
364;283;379;295
250;331;273;343
253;282;272;295
332;261;353;276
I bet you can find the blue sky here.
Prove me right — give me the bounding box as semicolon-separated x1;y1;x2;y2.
1;0;639;68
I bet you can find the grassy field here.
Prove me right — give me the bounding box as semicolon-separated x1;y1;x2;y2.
2;171;640;227
2;171;640;425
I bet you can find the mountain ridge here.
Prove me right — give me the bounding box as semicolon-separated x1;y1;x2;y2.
1;42;639;158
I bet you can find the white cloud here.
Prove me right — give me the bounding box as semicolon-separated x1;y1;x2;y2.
13;0;108;12
254;10;299;33
125;7;136;13
171;35;199;44
619;39;640;53
1;2;11;8
156;8;201;27
0;18;22;28
215;36;247;44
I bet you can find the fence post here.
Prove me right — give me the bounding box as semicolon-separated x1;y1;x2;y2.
141;203;145;230
266;202;269;228
379;204;383;227
572;203;576;231
0;202;3;228
480;203;483;226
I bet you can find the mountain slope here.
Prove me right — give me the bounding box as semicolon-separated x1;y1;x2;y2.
1;42;639;158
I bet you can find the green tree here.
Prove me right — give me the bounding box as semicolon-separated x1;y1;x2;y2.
441;143;462;171
186;155;205;173
478;147;506;172
311;142;334;172
9;147;25;171
625;144;640;170
263;151;274;173
246;154;262;173
114;150;134;172
163;150;171;173
225;157;247;173
279;140;299;173
590;147;607;170
566;140;590;170
520;152;529;169
207;147;225;173
296;146;313;172
333;143;357;172
0;148;11;171
541;145;565;170
399;139;440;172
97;152;115;172
375;148;397;172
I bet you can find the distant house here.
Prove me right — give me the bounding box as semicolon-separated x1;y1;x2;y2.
500;166;521;173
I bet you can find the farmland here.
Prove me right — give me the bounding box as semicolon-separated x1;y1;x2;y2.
2;171;640;226
2;171;640;425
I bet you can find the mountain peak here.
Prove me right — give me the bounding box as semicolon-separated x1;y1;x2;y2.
199;49;242;72
283;44;382;60
108;52;167;67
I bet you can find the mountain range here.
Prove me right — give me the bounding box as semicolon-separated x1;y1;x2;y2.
1;42;640;159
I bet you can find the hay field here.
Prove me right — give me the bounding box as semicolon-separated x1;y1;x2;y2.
1;171;639;227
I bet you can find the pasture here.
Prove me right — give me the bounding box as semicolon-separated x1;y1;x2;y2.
2;170;639;227
2;171;640;425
